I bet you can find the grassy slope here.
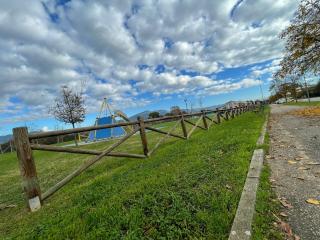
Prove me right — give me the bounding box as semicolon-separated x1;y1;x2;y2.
1;111;266;239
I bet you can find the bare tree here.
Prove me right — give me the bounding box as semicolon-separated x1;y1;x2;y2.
51;86;85;146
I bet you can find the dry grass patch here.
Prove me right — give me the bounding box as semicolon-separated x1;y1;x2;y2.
290;107;320;117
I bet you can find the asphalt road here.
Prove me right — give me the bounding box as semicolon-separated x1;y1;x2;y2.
268;104;320;239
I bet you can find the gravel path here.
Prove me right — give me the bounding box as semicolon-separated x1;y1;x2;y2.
268;104;320;239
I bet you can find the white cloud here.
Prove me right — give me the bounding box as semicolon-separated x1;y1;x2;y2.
41;126;50;132
0;0;299;125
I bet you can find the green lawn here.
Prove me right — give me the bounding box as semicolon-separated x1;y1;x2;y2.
1;111;266;239
284;101;320;106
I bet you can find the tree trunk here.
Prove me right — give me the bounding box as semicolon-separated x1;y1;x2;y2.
304;76;311;103
284;93;288;103
72;123;78;147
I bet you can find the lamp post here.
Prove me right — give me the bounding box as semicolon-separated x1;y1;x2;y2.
184;98;188;113
304;75;311;103
259;78;264;101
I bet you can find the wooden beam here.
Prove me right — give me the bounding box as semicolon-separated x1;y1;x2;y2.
30;144;145;158
231;109;235;119
216;111;221;124
180;114;188;139
187;117;204;138
145;126;185;140
28;109;220;140
28;121;138;140
201;111;208;129
205;115;218;124
138;117;148;156
13;127;41;212
41;128;139;201
148;120;181;156
184;119;207;130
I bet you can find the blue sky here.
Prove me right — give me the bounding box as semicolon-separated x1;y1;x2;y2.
0;0;300;136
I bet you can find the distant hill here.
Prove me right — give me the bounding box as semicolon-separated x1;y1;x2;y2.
183;104;225;113
129;110;168;120
0;134;12;144
128;104;227;120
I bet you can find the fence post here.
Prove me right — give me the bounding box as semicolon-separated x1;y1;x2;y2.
138;117;149;156
231;109;235;119
201;110;208;129
180;114;188;138
13;127;41;212
9;140;13;152
216;109;221;124
225;109;229;120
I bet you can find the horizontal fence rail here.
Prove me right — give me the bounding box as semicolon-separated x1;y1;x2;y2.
13;102;263;211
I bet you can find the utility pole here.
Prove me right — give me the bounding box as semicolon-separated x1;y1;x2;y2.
304;75;310;103
184;98;188;113
259;78;264;101
9;140;13;152
199;97;203;109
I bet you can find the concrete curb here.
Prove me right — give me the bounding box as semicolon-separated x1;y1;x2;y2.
256;114;268;145
228;115;268;240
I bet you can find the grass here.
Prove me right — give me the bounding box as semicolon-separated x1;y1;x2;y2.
284;101;320;106
252;164;283;240
252;115;284;239
1;111;266;239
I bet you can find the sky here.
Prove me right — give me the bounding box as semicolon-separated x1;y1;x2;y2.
0;0;300;136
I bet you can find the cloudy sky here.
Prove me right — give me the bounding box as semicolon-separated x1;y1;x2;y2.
0;0;299;135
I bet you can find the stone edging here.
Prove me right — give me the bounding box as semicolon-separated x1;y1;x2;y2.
228;115;268;240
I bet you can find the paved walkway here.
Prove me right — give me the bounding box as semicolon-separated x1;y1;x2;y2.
268;104;320;239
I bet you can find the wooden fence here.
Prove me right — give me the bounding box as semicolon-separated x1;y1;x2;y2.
13;103;259;211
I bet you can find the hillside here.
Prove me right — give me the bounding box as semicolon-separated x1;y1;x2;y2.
0;134;12;144
129;109;168;120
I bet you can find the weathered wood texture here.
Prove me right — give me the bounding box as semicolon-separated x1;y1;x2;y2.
138;117;149;156
180;115;188;138
145;126;185;140
41;128;139;200
148;120;182;156
13;127;41;210
184;119;207;130
201;111;208;129
187;116;204;139
12;103;261;207
31;144;145;158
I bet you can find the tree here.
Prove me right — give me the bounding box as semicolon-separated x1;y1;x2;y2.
170;106;181;115
277;0;320;77
270;75;302;102
51;86;86;128
148;111;160;119
51;86;85;145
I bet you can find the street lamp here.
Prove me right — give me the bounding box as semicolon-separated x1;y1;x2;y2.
184;98;188;113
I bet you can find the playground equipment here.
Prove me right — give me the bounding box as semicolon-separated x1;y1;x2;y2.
87;98;130;141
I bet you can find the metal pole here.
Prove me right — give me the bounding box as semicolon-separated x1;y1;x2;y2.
184;98;188;113
259;78;264;101
304;75;310;103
